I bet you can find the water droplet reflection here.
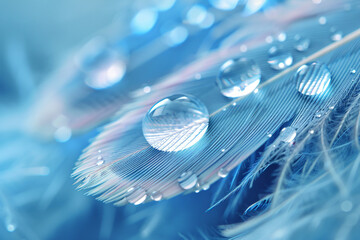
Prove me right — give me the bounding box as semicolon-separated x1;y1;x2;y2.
267;46;293;70
279;127;296;143
178;171;198;190
295;62;331;96
217;58;261;98
143;94;209;152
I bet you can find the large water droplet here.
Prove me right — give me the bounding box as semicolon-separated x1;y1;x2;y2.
217;58;261;98
143;94;209;152
279;127;296;143
267;46;293;70
178;171;198;190
295;62;331;96
294;35;310;52
126;187;147;205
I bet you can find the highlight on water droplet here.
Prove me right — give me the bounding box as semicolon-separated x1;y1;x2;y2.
294;35;310;52
218;168;229;178
150;191;163;201
318;16;327;25
77;38;126;90
331;30;343;41
295;62;331;96
126;187;147;205
217;58;261;98
279;127;296;143
142;94;209;152
178;171;198;190
267;46;293;70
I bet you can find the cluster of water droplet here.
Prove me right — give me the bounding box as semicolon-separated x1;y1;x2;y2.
136;16;357;202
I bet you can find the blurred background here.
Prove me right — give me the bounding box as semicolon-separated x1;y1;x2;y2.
0;0;355;239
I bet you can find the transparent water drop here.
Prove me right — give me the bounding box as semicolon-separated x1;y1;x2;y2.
6;223;16;232
150;191;163;201
265;35;274;43
217;58;261;98
78;38;126;89
126;187;147;205
218;168;229;178
351;69;356;74
143;86;151;93
295;62;331;96
279;127;296;143
341;200;353;212
315;112;322;118
267;46;293;70
318;16;327;25
267;133;272;138
277;32;287;42
178;171;198;190
221;148;226;152
202;183;210;191
309;129;315;134
143;94;209;152
240;44;248;52
294;35;310;52
54;126;72;142
331;31;343;41
96;160;104;166
329;106;335;110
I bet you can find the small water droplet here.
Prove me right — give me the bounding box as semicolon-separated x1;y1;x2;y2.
54;126;72;143
351;69;356;74
96;160;104;166
294;35;310;52
265;35;274;43
222;108;227;111
232;102;237;106
218;168;229;178
331;31;343;41
279;127;296;143
240;44;248;52
315;112;322;118
143;94;209;152
217;58;261;98
150;191;163;201
295;62;331;96
341;200;353;212
97;155;103;160
202;183;210;191
329;106;334;110
221;148;226;152
318;16;327;25
309;129;315;134
98;150;102;153
267;46;293;70
254;88;259;94
126;187;147;205
178;171;198;190
277;32;287;42
6;223;16;232
143;86;151;93
195;73;202;79
267;133;272;138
